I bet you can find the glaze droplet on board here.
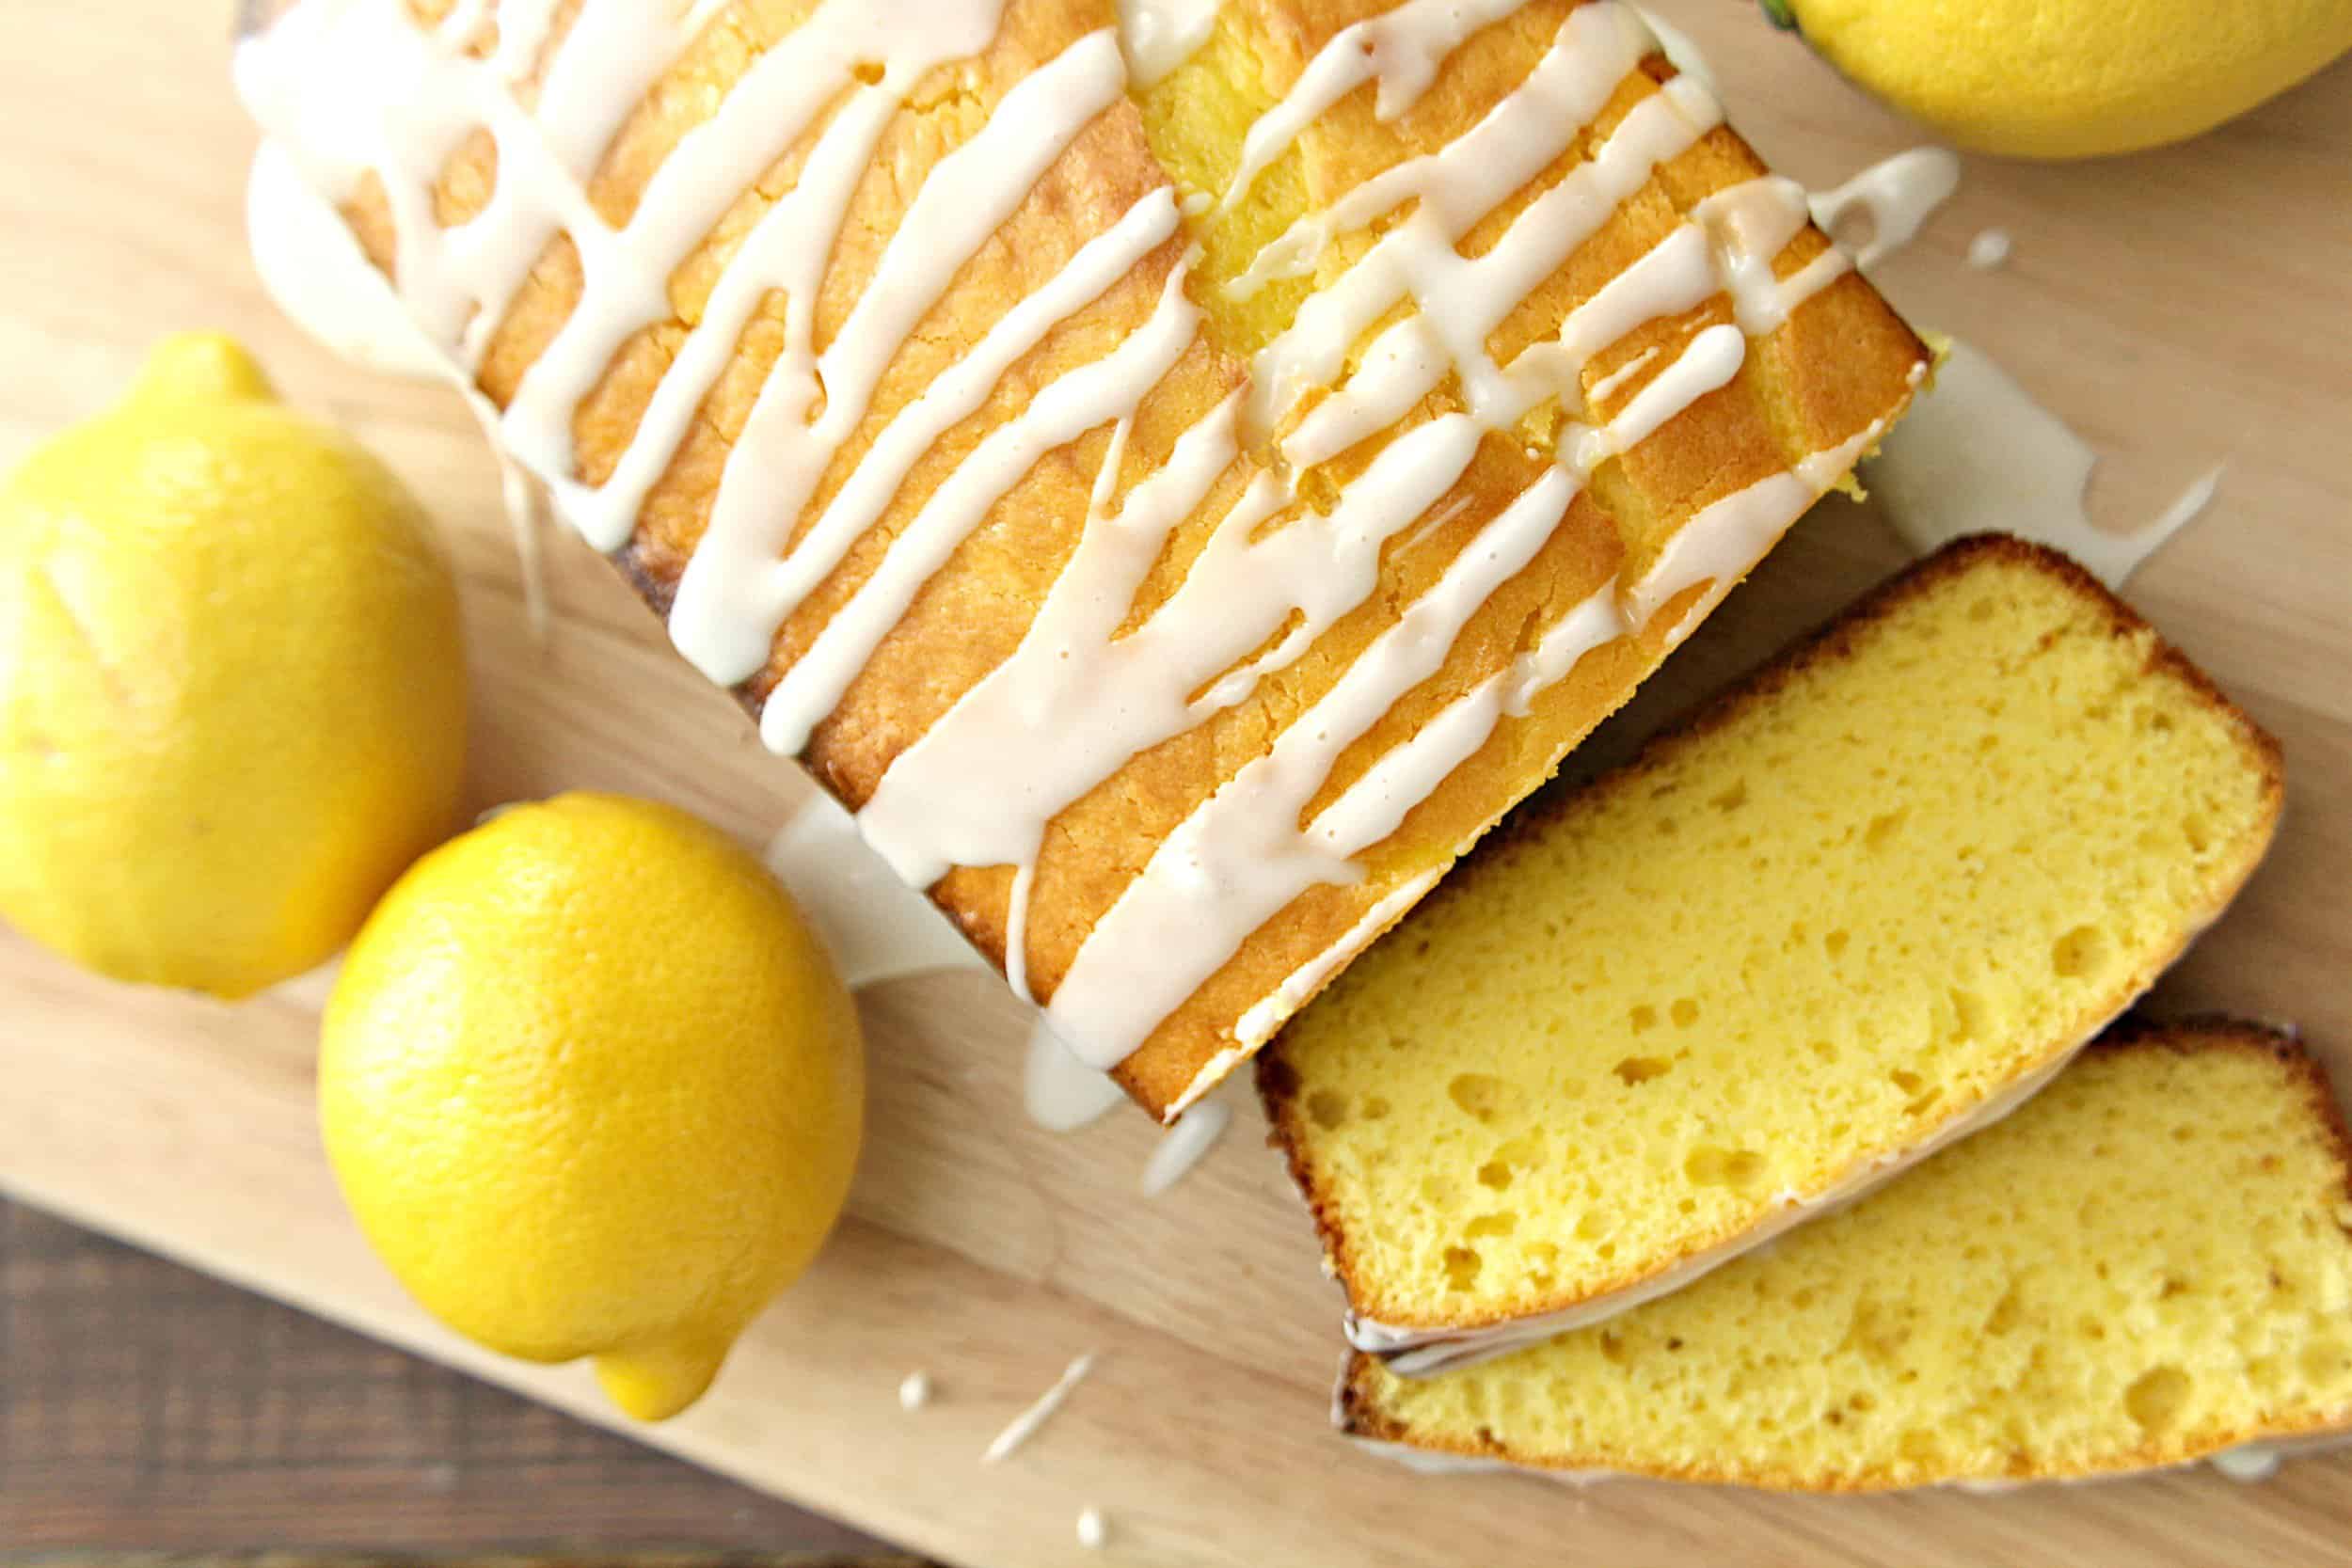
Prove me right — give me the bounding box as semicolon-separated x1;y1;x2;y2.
1810;148;1962;270
1866;341;2220;589
2209;1444;2283;1483
983;1354;1097;1464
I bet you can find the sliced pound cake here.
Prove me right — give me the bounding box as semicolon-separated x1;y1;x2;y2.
1339;1021;2352;1490
1262;536;2283;1370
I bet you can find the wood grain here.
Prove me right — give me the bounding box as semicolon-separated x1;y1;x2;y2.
1;3;2348;1566
0;1201;910;1557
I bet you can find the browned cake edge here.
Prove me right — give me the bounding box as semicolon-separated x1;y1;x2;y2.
1331;1016;2352;1491
1260;533;2289;1339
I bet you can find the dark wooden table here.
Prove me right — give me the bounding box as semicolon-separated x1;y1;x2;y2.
0;1199;916;1559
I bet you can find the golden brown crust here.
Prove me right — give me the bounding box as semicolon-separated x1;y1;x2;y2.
1336;1018;2352;1491
1263;534;2288;1328
310;1;1927;1119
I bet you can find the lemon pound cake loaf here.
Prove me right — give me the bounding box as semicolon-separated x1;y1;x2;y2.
1339;1021;2352;1490
236;0;1927;1118
1263;536;2283;1366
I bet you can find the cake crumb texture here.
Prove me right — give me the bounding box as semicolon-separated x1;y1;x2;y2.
1343;1022;2352;1490
1266;536;2283;1334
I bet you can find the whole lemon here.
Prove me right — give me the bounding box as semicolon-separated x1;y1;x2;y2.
321;793;865;1421
0;334;466;997
1778;0;2352;158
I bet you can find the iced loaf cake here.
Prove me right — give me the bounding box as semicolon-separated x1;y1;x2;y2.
1339;1021;2352;1490
1263;537;2283;1367
236;0;1926;1118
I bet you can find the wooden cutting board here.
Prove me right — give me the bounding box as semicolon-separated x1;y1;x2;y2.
3;5;2348;1564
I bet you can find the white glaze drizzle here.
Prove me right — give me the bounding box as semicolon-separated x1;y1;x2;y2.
1220;0;1537;218
1582;343;1660;405
243;141;558;640
1224;3;1651;305
1045;463;1579;1059
1810;147;1962;271
899;1370;934;1411
485;0;564;77
1265;82;1724;463
764;786;1120;1139
983;1354;1097;1464
755;240;1200;752
434;0;493;51
1627;4;1715;94
1053;420;1883;1083
1867;341;2218;589
2143;465;2227;551
870;6;1778;1053
762;788;990;990
1692;176;1850;336
258;2;701;365
859;410;1475;887
1074;1506;1110;1549
1245;30;1717;443
502;3;1015;550
486;414;555;645
243;0;1918;1110
663;166;1160;677
671;27;1137;689
1139;1095;1236;1196
1116;0;1220;87
1620;420;1883;633
245;139;448;380
1025;1021;1130;1132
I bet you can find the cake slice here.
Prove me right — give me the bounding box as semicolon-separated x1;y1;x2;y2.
1262;536;2283;1368
1339;1020;2352;1491
237;0;1926;1119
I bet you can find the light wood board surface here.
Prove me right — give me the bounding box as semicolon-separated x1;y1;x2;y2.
3;5;2349;1565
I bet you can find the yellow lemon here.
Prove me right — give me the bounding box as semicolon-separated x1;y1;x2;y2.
320;792;864;1421
0;334;465;998
1777;0;2352;158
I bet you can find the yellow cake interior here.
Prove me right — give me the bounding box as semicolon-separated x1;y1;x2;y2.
1343;1025;2352;1489
1266;538;2282;1337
